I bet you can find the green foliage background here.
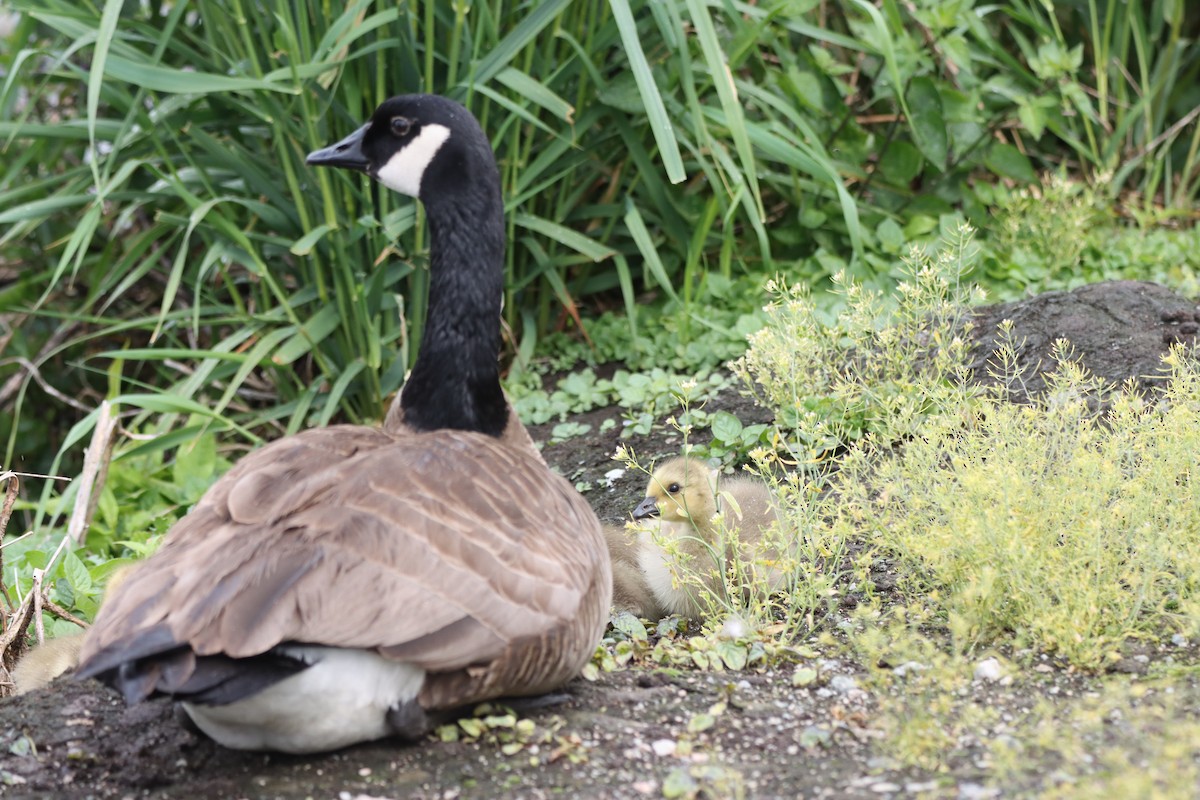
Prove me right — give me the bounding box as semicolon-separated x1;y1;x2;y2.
1;0;1198;472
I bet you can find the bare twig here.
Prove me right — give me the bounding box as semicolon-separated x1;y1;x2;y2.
0;530;33;551
68;400;118;546
39;593;89;630
0;472;18;614
1137;104;1200;161
0;570;36;681
32;569;45;645
900;0;961;89
0;357;92;414
0;321;79;408
0;407;116;688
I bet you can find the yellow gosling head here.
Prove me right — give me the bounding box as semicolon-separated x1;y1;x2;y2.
632;457;719;526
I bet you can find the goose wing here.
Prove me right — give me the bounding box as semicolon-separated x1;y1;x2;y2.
77;424;607;704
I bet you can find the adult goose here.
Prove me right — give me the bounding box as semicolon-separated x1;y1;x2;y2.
75;95;612;754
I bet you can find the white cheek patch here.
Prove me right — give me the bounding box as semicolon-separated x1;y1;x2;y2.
374;123;452;197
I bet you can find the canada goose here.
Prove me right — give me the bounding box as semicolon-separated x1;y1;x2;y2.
632;456;785;620
74;95;611;754
604;524;661;619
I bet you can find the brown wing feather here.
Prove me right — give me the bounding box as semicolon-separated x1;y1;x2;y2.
78;419;610;708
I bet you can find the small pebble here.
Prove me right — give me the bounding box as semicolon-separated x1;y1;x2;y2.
830;675;859;694
720;615;748;639
1171;634;1188;647
799;725;831;748
893;661;927;677
974;657;1004;682
906;781;939;793
651;739;676;757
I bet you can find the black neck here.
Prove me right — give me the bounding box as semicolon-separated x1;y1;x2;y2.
397;184;508;437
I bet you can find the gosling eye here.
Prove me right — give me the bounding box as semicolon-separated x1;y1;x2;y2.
667;483;681;494
390;116;413;137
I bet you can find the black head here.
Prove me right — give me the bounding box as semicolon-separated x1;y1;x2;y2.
306;95;495;201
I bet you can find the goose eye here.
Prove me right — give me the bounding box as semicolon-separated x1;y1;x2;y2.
668;483;681;494
390;116;413;137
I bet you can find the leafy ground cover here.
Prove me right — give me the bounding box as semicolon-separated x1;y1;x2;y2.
4;277;1200;798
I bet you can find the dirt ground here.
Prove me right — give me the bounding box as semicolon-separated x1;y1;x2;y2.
1;280;1197;799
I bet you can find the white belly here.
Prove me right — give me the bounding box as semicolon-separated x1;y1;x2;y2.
182;646;426;753
637;524;705;619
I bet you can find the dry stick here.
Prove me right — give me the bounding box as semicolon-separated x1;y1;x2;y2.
0;402;117;677
0;321;79;409
0;582;34;677
39;594;89;630
69;400;117;546
0;472;18;614
31;569;45;645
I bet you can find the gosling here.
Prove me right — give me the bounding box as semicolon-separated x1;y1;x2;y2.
630;456;786;620
11;565;132;696
604;524;661;618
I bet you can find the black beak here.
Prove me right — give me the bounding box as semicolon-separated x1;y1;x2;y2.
306;124;370;171
633;496;660;520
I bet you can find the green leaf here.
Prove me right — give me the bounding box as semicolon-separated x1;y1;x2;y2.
102;55;298;94
716;641;748;670
172;426;217;498
63;550;93;596
457;718;484;738
623;199;680;304
611;611;648;641
906;77;947;169
472;0;573;84
1017;98;1052;140
663;768;698;799
610;0;685;184
875;218;905;253
0;195;92;225
792;666;818;687
879;140;924;184
985;142;1037;183
686;0;765;226
710;411;744;443
513;213;615;262
273;304;342;366
91;558;138;590
289;223;335;256
495;68;574;123
87;0;124;185
903;214;939;238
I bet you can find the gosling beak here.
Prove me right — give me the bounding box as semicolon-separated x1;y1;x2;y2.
307;124;370;171
633;496;660;520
